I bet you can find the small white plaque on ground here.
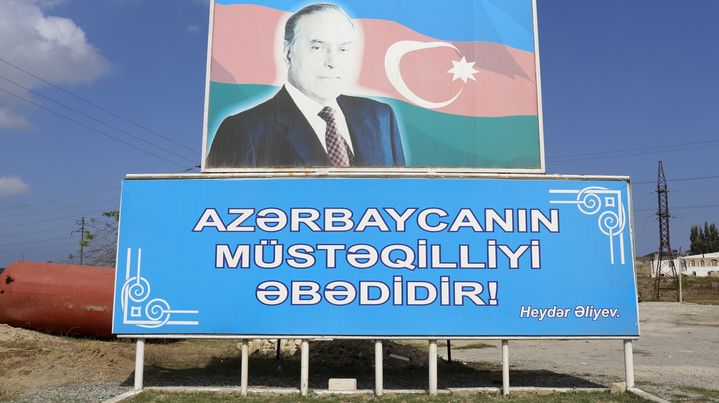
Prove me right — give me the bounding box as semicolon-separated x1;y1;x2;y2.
328;378;357;391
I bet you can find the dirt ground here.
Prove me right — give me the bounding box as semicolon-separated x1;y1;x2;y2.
0;302;717;402
442;302;719;400
0;324;135;399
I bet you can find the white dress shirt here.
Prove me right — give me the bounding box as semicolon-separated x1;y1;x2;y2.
285;82;355;155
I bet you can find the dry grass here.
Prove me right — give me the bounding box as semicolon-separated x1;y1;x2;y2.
636;274;719;304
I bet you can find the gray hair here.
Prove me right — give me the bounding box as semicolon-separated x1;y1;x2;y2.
284;3;353;46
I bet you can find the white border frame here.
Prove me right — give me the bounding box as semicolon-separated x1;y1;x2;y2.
110;179;125;336
199;0;215;167
115;171;639;339
532;0;546;173
199;0;547;174
127;171;625;181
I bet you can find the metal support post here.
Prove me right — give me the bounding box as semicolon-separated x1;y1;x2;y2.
300;339;309;396
375;340;383;396
428;339;438;395
679;273;683;303
240;339;249;396
447;339;452;362
502;340;509;395
134;338;145;390
624;340;635;388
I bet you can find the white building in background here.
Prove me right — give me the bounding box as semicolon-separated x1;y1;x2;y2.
651;252;719;278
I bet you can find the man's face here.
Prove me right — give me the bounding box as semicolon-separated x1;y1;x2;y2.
286;10;357;104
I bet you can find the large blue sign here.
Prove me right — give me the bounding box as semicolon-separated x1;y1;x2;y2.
112;177;639;337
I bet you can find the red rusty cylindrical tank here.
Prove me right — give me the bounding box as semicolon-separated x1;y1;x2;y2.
0;261;114;338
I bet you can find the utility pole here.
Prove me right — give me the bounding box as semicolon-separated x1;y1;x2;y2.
72;217;86;265
653;161;680;301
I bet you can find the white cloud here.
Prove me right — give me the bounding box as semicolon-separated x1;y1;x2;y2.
0;176;30;199
0;0;110;87
36;0;68;9
0;107;31;129
0;0;109;128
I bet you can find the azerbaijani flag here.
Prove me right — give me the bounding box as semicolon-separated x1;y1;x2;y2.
206;0;542;169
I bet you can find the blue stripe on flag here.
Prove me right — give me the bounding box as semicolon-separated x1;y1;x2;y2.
214;0;536;51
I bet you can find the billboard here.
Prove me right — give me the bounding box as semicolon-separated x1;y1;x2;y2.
112;176;639;337
202;0;545;171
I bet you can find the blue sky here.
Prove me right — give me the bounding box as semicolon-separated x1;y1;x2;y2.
1;0;718;267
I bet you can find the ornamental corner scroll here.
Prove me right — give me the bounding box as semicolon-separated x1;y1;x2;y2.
549;186;627;265
121;248;200;329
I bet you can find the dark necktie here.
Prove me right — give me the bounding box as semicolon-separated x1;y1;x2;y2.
318;106;350;167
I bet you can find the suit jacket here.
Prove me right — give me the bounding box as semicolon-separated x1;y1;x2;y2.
206;86;405;168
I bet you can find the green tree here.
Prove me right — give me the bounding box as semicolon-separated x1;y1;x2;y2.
689;222;719;255
690;225;701;253
68;210;119;266
709;222;719;252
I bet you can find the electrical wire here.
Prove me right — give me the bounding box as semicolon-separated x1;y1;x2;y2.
0;55;197;153
547;138;719;161
0;74;198;164
0;227;84;239
0;197;118;219
0;86;190;169
634;203;719;213
0;208;116;230
634;175;719;185
0;241;77;253
549;143;719;164
0;236;75;249
0;187;118;211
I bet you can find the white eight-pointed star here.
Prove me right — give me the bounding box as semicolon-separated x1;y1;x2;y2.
447;56;479;84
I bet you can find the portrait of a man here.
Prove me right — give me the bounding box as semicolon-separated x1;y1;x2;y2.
206;3;406;168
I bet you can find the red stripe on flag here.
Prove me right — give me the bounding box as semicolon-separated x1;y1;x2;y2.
211;4;283;85
357;19;537;117
211;4;538;117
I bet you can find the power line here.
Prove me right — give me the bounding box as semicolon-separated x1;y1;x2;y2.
0;216;119;239
0;187;118;211
668;204;719;212
635;203;719;212
0;209;118;238
0;227;80;239
0;86;191;169
0;55;197;153
547;138;719;161
0;241;77;253
549;143;719;164
634;174;719;185
0;236;74;249
0;74;198;164
0;207;116;230
0;197;118;219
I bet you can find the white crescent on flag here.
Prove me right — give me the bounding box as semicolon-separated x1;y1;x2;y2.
384;41;464;109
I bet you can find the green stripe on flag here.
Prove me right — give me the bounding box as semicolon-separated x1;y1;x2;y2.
382;98;540;168
208;82;541;169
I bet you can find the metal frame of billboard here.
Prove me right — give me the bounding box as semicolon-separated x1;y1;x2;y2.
199;0;547;173
113;170;641;397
